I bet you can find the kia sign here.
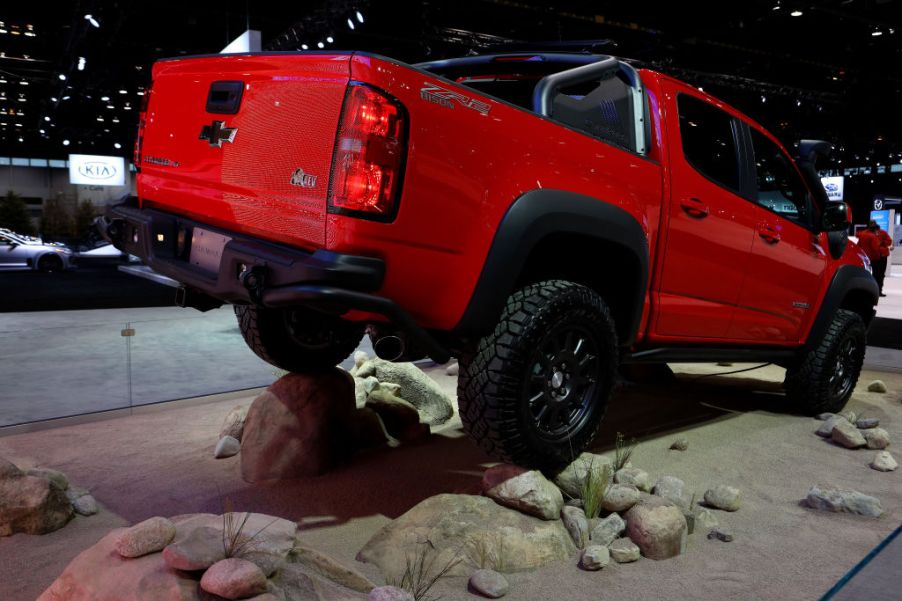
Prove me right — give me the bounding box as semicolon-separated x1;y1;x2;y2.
820;176;844;202
68;154;126;186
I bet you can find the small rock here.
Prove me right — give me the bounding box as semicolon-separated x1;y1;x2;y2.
368;586;415;601
69;493;98;516
561;506;589;549
863;428;890;450
609;537;640;563
219;405;249;441
815;412;835;421
652;476;689;510
625;496;688;560
589;512;625;546
614;467;651;492
694;508;719;531
832;421;867;449
162;525;225;570
483;465;564;520
469;568;509;598
871;451;898;472
446;362;460;376
816;415;850;438
868;380;887;393
370;360;454;425
707;528;734;542
554;453;612;499
200;557;268;599
856;417;880;429
805;486;884;517
565;498;584;509
837;410;857;424
580;545;609;571
115;516;176;558
669;438;689;451
27;468;69;491
214;436;241;458
704;485;741;512
601;484;640;512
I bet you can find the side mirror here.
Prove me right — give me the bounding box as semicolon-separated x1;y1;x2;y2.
822;202;852;232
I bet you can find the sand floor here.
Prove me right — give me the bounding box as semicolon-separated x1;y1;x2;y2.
0;364;900;601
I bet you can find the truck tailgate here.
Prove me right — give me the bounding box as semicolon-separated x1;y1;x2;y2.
138;53;352;249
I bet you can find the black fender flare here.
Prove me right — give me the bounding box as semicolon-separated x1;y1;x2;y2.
805;264;878;349
453;189;649;346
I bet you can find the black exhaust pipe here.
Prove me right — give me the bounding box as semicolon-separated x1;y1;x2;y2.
373;335;405;361
175;286;223;312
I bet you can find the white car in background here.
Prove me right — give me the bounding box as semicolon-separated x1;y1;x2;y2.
0;228;74;272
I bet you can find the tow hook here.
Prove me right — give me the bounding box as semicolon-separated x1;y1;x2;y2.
240;265;267;304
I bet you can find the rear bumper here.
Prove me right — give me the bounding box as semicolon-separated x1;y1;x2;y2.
103;198;450;362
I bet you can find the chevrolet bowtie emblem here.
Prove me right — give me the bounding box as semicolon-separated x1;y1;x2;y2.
199;120;237;147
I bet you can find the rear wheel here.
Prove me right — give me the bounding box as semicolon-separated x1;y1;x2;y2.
457;280;619;470
784;309;866;415
234;305;364;373
37;254;64;273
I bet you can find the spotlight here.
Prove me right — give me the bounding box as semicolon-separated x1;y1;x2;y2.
301;44;308;50
317;42;324;48
58;74;66;81
84;14;100;28
347;19;355;30
50;96;57;102
356;11;364;23
796;99;801;106
63;139;70;146
119;89;127;94
761;95;766;103
44;116;50;121
790;10;802;16
114;142;122;149
101;95;109;101
872;29;883;37
326;36;334;43
78;57;86;71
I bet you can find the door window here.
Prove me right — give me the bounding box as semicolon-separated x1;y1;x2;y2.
676;94;740;192
749;128;812;226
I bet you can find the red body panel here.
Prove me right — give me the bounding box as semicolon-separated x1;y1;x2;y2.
137;52;869;348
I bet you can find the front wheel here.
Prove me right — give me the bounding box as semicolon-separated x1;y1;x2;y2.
37;254;64;273
234;305;364;373
784;309;866;415
457;280;619;470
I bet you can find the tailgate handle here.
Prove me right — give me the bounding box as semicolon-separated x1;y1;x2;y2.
206;81;244;114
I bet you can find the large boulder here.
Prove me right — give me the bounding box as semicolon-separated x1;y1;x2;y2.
357;494;576;577
482;465;564;520
625;496;687;560
553;453;612;499
240;370;387;481
0;471;73;536
369;360;454;425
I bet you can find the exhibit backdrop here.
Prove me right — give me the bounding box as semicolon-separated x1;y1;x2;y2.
820;176;844;202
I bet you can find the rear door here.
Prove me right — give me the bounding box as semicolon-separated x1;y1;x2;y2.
139;54;352;250
654;84;758;339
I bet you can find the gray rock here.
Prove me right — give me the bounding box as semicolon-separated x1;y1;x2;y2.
625;496;688;560
652;476;689;510
363;376;381;394
805;486;884;517
368;586;415;601
200;557;268;599
837;410;857;424
694;508;719;531
27;467;69;491
214;435;241;459
561;506;589;549
115;516;176;558
0;473;74;536
816;415;850;438
291;544;377;593
609;537;640;563
815;412;835;421
565;498;584;509
856;417;880;429
707;528;734;542
354;377;368;408
601;484;640;513
68;490;98;516
219;405;249;441
356;360;376;379
614;467;651;492
555;453;612;499
357;494;576;576
863;428;890;450
162;525;225;570
446;362;460;376
483;465;564;520
669;438;689;451
867;380;887;393
589;512;625;546
704;485;741;512
580;545;609;571
871;451;898;472
0;456;22;480
354;351;370;369
469;568;509;598
832;421;867;449
371;360;454;425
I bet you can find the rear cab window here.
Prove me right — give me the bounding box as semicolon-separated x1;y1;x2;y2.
676;93;741;192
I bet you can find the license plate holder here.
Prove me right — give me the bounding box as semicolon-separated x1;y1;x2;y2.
189;228;231;274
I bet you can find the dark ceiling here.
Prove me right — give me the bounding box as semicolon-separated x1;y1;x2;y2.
1;0;900;175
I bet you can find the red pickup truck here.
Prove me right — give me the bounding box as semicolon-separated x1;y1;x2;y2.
106;50;878;468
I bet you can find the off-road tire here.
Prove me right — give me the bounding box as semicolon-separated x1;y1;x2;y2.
457;280;619;470
37;254;64;272
784;309;866;415
234;305;364;374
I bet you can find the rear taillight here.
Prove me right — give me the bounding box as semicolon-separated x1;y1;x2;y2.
328;83;406;221
134;81;153;169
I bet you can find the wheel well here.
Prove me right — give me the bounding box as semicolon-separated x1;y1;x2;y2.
840;288;877;326
513;233;643;346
